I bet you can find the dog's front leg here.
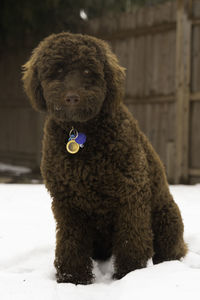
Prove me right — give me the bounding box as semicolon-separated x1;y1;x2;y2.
112;199;154;279
53;205;94;285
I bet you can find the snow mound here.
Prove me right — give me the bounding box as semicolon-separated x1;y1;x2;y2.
0;184;200;300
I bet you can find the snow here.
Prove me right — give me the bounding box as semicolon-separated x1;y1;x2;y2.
0;184;200;300
0;163;31;175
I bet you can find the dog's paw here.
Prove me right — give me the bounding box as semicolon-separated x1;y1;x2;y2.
113;271;128;280
113;260;146;280
56;271;94;285
54;257;94;285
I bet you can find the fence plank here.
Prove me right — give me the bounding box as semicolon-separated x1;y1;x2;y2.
191;25;200;93
191;92;200;101
190;102;200;168
175;0;191;183
193;0;200;18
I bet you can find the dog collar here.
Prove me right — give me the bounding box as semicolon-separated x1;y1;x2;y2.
66;127;86;154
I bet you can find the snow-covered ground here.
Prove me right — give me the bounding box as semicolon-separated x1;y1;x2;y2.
0;163;31;176
0;184;200;300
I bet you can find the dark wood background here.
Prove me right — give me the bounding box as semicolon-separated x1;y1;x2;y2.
0;0;199;183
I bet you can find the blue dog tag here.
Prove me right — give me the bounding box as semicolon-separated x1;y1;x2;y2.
75;133;86;145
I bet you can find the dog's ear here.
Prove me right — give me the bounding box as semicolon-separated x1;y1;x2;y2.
22;51;46;112
102;41;126;106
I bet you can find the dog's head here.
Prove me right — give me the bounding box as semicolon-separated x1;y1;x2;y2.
22;32;125;122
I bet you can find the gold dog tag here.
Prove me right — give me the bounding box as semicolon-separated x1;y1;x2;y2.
66;140;80;154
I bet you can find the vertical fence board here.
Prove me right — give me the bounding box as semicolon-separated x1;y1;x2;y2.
193;0;200;18
144;35;152;96
126;38;135;96
191;25;200;93
175;0;191;183
190;102;200;169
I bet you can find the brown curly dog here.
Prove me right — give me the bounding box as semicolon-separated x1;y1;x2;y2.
22;32;187;285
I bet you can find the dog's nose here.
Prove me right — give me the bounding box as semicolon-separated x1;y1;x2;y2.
65;93;80;105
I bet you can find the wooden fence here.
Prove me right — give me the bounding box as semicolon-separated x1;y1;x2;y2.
87;0;200;184
0;48;43;170
0;0;200;183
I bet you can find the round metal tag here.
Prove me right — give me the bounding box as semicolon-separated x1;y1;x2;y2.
66;140;80;154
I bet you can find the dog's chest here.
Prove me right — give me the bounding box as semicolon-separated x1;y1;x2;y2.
43;120;147;211
65;152;117;190
62;152;120;211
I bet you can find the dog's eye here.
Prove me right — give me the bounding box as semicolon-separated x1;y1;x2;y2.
83;69;90;76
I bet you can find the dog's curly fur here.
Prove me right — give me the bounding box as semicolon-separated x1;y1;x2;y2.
22;32;187;284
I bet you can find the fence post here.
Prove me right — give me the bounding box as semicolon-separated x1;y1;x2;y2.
175;0;192;183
